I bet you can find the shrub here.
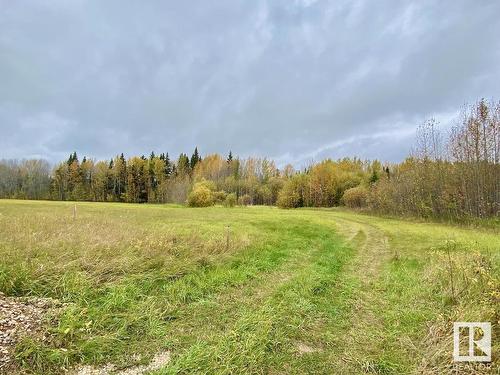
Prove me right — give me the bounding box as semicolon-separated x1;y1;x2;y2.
276;176;304;208
213;190;227;204
187;182;215;207
238;194;252;206
341;185;369;209
276;188;300;209
196;179;216;191
223;193;237;207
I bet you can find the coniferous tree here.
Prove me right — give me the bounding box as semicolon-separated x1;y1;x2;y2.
67;152;78;165
177;153;190;176
164;153;172;177
115;153;127;201
190;147;200;170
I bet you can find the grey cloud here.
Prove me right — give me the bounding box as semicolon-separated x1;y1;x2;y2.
1;0;499;166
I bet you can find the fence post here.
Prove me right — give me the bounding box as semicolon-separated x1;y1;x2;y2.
225;225;230;252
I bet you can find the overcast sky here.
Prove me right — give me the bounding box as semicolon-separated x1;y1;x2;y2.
1;0;499;166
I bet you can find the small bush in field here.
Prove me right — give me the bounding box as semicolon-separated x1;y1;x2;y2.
341;185;369;208
276;187;300;208
187;182;214;207
213;190;227;204
276;174;306;208
238;194;252;206
223;193;237;207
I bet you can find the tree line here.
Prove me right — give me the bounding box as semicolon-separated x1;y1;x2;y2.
0;99;498;221
366;99;499;220
0;147;284;205
277;99;499;221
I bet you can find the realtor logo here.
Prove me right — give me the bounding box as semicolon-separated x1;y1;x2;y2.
453;322;491;362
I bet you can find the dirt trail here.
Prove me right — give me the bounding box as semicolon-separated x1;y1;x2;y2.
329;214;393;373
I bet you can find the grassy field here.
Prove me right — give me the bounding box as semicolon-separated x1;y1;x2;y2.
0;200;498;374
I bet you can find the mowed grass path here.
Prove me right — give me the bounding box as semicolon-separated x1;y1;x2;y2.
0;200;498;374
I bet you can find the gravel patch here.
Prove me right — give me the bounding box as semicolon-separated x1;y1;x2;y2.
0;291;61;372
75;351;171;375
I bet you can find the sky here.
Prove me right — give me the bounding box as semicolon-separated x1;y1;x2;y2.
1;0;500;167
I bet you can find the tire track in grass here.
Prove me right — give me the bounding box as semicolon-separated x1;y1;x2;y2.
61;219;326;375
66;218;340;374
162;227;325;330
20;217;325;374
152;220;353;374
326;213;394;374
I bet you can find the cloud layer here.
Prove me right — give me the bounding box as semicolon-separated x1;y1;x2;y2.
1;0;500;166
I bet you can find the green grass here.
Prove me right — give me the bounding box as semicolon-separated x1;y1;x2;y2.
0;200;498;374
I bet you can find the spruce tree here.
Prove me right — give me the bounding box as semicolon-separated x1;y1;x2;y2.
67;152;78;165
164;153;172;176
190;147;200;170
178;153;190;175
117;153;127;200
